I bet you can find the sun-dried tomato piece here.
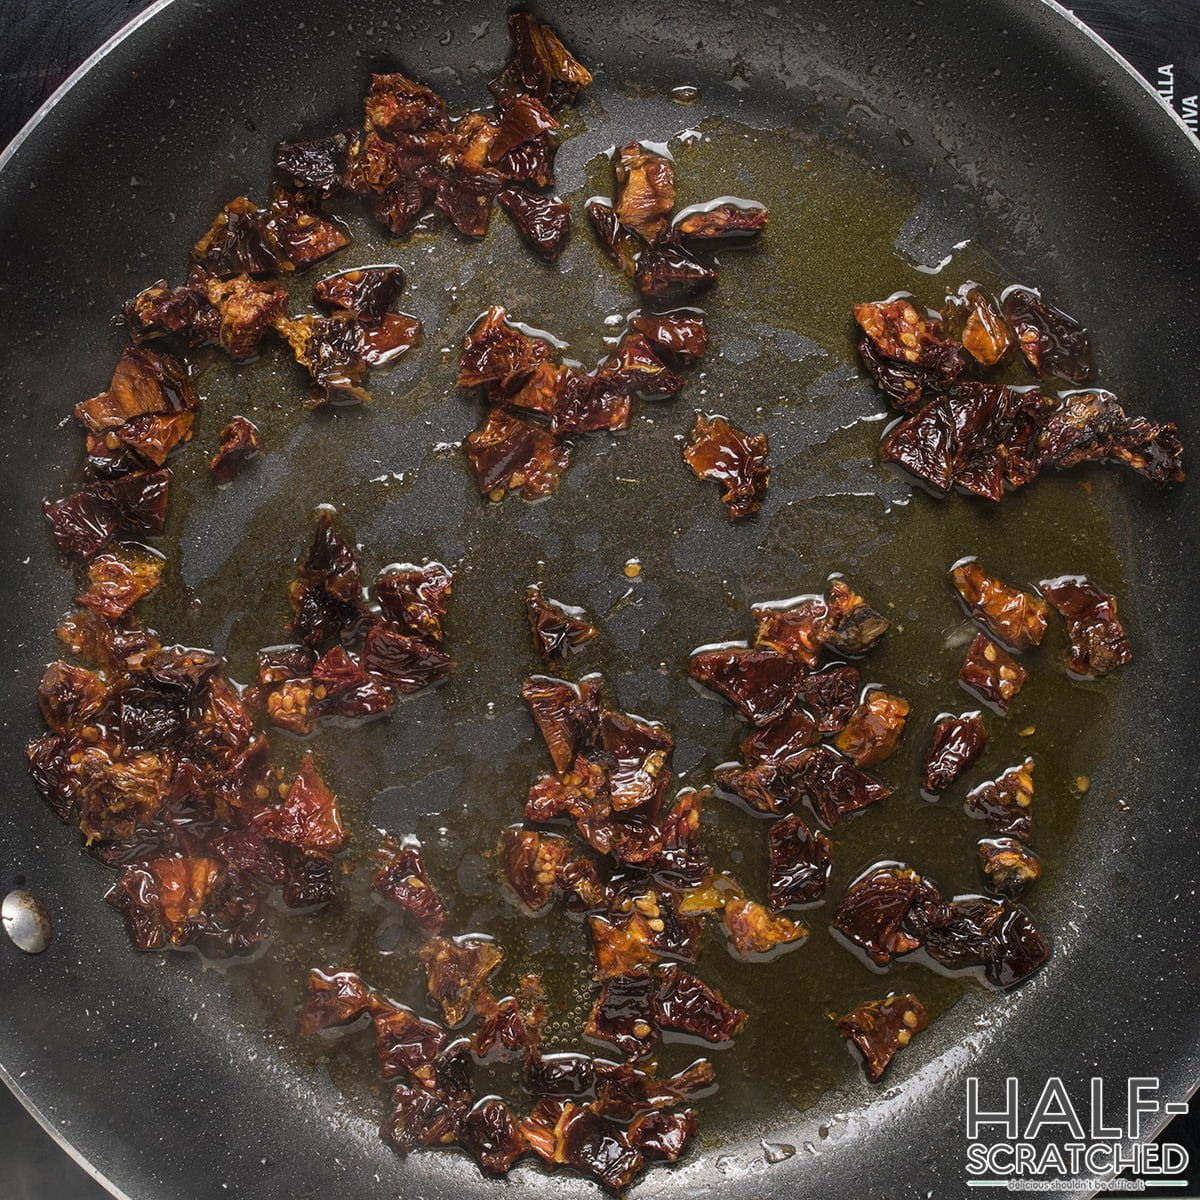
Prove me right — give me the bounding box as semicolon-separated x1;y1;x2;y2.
459;1098;527;1175
1039;575;1132;677
371;1002;447;1079
375;562;454;645
673;201;768;243
361;626;454;692
314;266;405;323
614;142;675;243
369;177;433;237
374;836;445;931
360;311;424;366
76;542;164;618
978;837;1041;897
524;368;630;435
689;646;804;726
923;896;1004;969
193;196;286;278
472;973;547;1061
611;885;703;961
503;826;573;913
628;1109;696;1162
834;690;909;767
310;645;393;719
520;674;603;774
433;171;500;238
1027;389;1184;484
525;1052;595;1098
830;864;928;965
122;275;220;348
519;1097;574;1164
560;1106;644;1190
67;744;172;843
525;584;598;662
465;408;570;500
723;897;806;958
740;708;819;769
959;632;1027;712
273;312;374;406
653;963;746;1043
381;1084;459;1153
419;935;503;1026
266;188;349;267
593;1057;715;1121
951;560;1049;651
75;344;195;435
490;12;594;111
600;710;673;812
274;130;353;196
854;297;955;366
793;745;891;828
946;284;1010;367
196;274;287;361
585;973;658;1058
586;200;640;277
793;665;858;734
208;416;261;484
984;901;1050;988
881;382;1052;500
767;813;832;909
713;760;796;815
835;993;928;1081
363;72;448;135
556;855;607;909
820;579;890;657
253;754;346;853
599;332;685;396
526;754;609;823
683;411;771;518
752;596;828;667
297;968;376;1035
495;187;570;262
631;311;708;364
1003;286;1091;382
965;758;1035;841
36;662;107;736
26;736;75;823
589;912;658;980
256;643;315;685
922;712;988;794
857;333;961;414
635;243;717;301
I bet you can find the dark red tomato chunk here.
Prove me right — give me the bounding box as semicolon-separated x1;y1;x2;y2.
835;993;928;1081
525;584;598;662
965;758;1035;841
683;412;770;519
688;646;804;726
767;813;833;909
1039;575;1132;677
921;712;988;794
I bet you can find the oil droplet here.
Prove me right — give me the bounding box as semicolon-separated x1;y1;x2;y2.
623;559;642;578
670;85;700;105
762;1141;796;1163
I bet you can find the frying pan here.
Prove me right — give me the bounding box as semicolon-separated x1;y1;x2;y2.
2;1;1199;1197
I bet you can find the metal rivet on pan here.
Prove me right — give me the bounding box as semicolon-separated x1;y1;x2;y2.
2;889;52;954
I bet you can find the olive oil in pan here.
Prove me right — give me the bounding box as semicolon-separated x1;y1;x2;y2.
131;112;1127;1137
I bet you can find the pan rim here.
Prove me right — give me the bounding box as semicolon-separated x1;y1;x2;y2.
0;2;1198;1199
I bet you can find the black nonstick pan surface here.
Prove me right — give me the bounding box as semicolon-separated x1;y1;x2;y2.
1;1;1199;1197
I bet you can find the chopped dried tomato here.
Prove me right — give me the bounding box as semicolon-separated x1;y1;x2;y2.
363;72;448;135
489;12;594;112
689;646;803;726
945;284;1010;367
615;142;675;242
525;1052;595;1097
419;934;503;1026
965;758;1035;841
978;837;1041;897
460;1098;528;1175
372;1003;447;1078
592;1057;715;1120
921;712;988;794
586;200;640;277
209;416;261;484
520;674;603;774
314;265;405;323
1039;575;1132;677
795;664;860;733
525;584;598;662
959;632;1027;712
628;1109;696;1161
723;897;807;957
741;708;819;767
631;311;708;364
793;745;891;827
503;826;573;913
374;836;445;931
375;562;454;645
950;560;1049;651
274;130;353;196
361;626;454;691
834;689;909;767
820;579;890;656
381;1085;459;1153
683;412;770;518
252;754;346;853
673;201;767;242
835;993;928;1081
767;813;832;908
653;963;747;1043
496;188;571;262
635;243;718;301
465;408;570;500
830;864;930;965
752;596;828;667
561;1106;643;1190
192;196;285;277
585;974;659;1058
1003;286;1091;382
77;542;164;618
297;968;376;1035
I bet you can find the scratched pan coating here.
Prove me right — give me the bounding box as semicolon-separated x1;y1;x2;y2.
0;1;1198;1198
